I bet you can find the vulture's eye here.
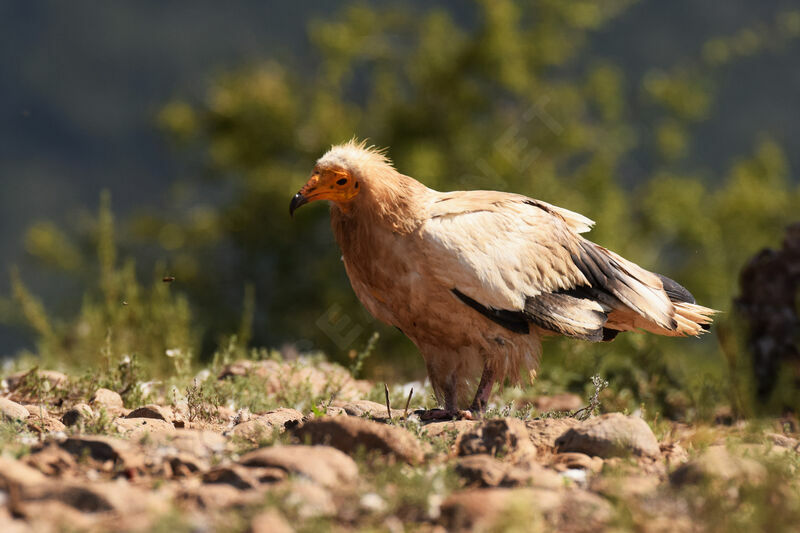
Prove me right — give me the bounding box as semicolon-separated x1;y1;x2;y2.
336;178;348;185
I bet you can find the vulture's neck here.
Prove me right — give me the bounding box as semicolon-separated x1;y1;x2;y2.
330;167;429;253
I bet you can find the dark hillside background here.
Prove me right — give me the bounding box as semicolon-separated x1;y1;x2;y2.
1;1;798;415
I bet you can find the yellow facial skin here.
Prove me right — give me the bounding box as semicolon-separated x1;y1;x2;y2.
289;167;360;215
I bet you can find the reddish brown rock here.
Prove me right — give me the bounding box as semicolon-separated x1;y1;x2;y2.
26;415;66;434
294;416;425;464
176;483;262;510
250;510;293;533
525;418;581;454
24;444;77;476
0;457;47;492
239;445;358;488
457;418;536;462
456;454;562;489
14;499;98;531
422;420;478;440
59;435;143;470
550;452;603;473
203;464;260;490
166;452;209;477
330;399;405;420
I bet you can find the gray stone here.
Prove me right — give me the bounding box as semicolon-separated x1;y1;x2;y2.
555;413;660;459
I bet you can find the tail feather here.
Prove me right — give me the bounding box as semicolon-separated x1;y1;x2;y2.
671;301;717;336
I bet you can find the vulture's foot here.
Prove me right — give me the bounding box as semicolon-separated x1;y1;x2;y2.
419;408;474;421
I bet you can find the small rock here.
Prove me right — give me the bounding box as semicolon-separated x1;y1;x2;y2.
457;418;536;462
456;455;507;487
5;369;67;391
15;499;97;531
555;413;660;459
670;445;767;486
502;462;564;490
330;399;404;420
0;457;47;492
203;465;260;490
114;417;175;438
22;405;47;418
150;429;228;459
455;454;562;489
550;452;603;473
24;480;168;515
90;388;124;410
231;408;304;441
250;509;293;533
25;444;77;476
0;398;30;421
59;436;143;470
166;452;209;477
239;445;358;488
177;483;262;510
440;487;611;532
126;404;172;422
61;403;93;426
422;420;478;440
525;418;581;454
294;416;425;464
26;415;66;433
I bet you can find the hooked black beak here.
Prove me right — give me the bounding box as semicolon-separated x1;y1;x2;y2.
289;192;308;217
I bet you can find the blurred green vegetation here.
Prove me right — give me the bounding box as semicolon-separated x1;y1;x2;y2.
4;1;800;419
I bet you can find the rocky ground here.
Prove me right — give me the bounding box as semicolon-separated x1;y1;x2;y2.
1;360;799;532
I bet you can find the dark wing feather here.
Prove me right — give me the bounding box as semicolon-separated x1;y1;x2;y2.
523;291;609;341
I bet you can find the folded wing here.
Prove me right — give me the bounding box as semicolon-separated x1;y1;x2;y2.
421;190;698;341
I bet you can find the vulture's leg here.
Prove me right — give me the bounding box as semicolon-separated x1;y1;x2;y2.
469;363;495;413
420;372;473;421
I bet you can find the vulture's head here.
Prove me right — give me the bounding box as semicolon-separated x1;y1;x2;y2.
289;140;394;216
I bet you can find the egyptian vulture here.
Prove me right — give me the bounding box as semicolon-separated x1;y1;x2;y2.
290;141;716;418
